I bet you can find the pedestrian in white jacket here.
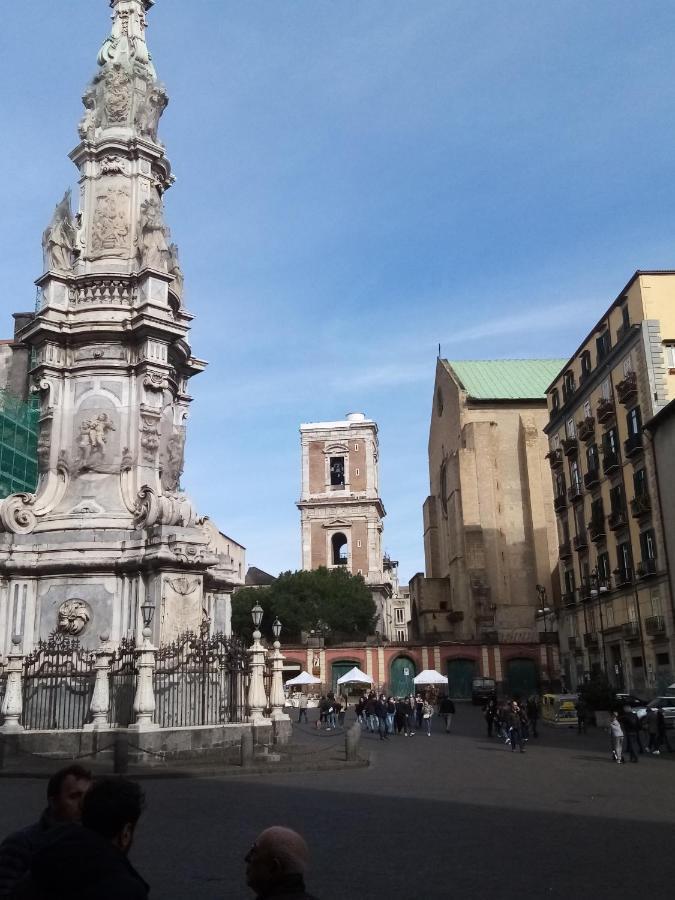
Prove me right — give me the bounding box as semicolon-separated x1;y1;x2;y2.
609;712;624;764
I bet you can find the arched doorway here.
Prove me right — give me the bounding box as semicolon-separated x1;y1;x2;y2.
332;660;360;695
390;656;416;697
447;658;476;699
506;658;539;699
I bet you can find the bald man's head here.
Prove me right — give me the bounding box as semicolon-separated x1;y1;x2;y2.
245;826;310;893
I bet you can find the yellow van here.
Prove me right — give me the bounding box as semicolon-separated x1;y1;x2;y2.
542;693;578;727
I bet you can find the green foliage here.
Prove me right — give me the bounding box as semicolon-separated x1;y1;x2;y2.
231;567;377;643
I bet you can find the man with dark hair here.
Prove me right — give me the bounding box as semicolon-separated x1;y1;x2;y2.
11;776;148;900
0;765;92;898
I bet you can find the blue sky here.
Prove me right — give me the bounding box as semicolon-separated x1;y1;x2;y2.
2;1;675;582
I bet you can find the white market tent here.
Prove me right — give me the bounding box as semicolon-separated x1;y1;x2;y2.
285;671;322;686
336;666;373;685
413;669;449;686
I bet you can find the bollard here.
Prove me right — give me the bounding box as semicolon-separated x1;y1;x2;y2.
240;730;254;768
345;723;360;762
113;734;129;775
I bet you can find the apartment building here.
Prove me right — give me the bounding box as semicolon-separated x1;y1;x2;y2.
545;271;675;694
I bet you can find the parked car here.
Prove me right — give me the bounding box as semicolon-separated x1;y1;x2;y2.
615;693;649;723
647;696;675;729
471;677;496;705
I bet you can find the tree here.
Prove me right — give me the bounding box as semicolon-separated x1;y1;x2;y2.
231;567;377;643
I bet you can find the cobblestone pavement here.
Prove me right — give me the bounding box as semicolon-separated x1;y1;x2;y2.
1;706;674;899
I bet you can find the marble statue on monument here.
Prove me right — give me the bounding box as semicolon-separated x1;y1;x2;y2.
0;0;238;657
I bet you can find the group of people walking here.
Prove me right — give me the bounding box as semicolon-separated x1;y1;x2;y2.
484;696;539;752
609;705;672;763
355;692;455;739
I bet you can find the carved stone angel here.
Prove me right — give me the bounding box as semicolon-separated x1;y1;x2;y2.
135;83;168;142
42;190;77;273
167;243;184;301
137;197;169;270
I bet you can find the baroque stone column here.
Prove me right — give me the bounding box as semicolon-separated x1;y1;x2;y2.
247;629;268;723
269;641;290;722
0;637;25;733
130;628;158;731
85;635;114;731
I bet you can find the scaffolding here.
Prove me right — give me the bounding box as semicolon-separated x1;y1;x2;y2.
0;389;39;498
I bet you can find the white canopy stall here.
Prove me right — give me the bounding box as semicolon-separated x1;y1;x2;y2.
285;671;322;686
336;666;373;686
413;669;449;686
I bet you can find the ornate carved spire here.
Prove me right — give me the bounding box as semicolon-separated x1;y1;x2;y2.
99;0;157;77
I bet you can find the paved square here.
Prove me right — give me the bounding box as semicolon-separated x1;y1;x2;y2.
1;706;674;899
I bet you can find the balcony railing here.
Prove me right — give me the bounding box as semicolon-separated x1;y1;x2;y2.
568;482;584;504
588;516;606;542
573;532;588;552
617;321;632;342
558;541;572;560
608;508;628;531
562;591;576;607
645;615;665;636
624;433;643;458
603;451;620;475
637;558;657;579
577;417;596;442
546;448;563;468
622;620;640;641
630;492;651;518
617;372;638;405
562;382;577;404
597;397;615;423
554;493;567;513
584;632;599;648
614;568;632;587
562;437;578;457
584;466;601;489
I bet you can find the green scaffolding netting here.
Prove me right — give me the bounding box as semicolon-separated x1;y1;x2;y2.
0;389;39;498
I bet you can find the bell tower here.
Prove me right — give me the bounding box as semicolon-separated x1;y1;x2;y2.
297;413;391;628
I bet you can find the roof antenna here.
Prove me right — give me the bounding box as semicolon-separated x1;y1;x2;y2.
437;343;441;359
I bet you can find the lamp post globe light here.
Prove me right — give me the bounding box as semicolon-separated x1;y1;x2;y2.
247;601;268;722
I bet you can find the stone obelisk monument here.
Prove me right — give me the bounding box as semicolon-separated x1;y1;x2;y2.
0;0;233;655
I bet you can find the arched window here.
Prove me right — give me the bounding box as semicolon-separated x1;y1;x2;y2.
332;533;348;565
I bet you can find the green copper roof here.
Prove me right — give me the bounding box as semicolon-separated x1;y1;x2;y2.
442;359;566;401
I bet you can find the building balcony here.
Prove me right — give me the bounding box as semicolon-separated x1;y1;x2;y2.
597;397;615;423
567;482;584;504
584;632;599;648
562;591;576;608
546;448;564;468
602;451;620;475
616;372;638;405
614;568;632;588
608;508;628;531
617;322;632;342
539;631;558;645
645;615;666;636
554;493;567;513
622;620;640;641
558;540;572;560
630;492;651;518
588;517;606;542
562;437;578;457
584;467;601;490
573;532;588;552
577;417;596;443
624;433;643;458
562;383;577;404
637;558;657;579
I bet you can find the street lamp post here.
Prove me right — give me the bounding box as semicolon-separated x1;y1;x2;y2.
247;602;268;723
269;617;290;721
536;584;553;685
131;601;158;731
589;568;609;678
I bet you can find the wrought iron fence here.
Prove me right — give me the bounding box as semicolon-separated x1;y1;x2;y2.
154;632;250;728
108;638;136;727
22;634;95;731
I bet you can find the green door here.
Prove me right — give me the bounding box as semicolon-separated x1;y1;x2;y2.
390;657;416;697
506;658;539;700
332;661;360;695
447;658;476;699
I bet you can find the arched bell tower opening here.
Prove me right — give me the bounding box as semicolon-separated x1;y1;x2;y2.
331;532;348;566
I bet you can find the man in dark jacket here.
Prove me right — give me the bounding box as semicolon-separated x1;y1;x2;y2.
0;764;92;899
11;776;148;900
245;826;317;899
439;695;455;733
